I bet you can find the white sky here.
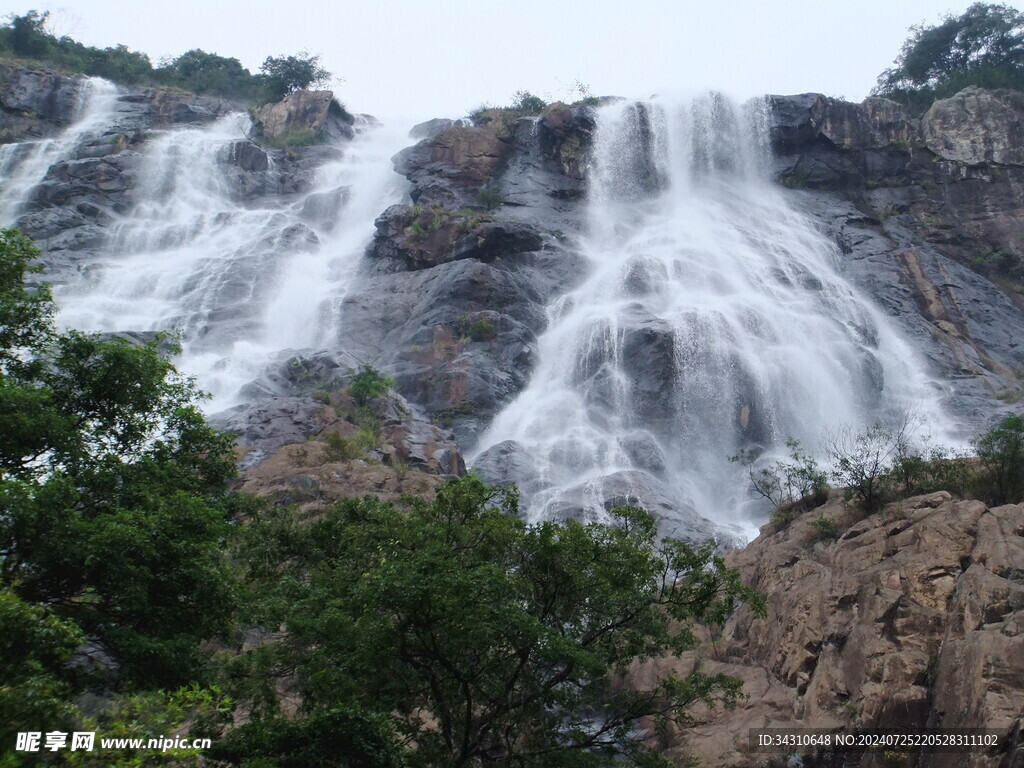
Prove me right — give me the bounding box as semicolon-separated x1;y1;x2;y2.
8;1;1016;122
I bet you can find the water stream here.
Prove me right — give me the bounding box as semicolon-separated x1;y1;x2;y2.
0;77;120;226
56;108;411;411
472;95;952;537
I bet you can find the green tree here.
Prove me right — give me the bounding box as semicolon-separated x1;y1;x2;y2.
0;229;240;690
5;10;51;58
974;413;1024;504
158;49;258;98
259;52;331;102
875;3;1024;108
234;475;759;768
347;363;393;406
0;587;84;748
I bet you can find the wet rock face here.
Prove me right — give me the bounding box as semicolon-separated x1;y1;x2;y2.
392;121;510;207
370;204;544;271
767;89;1024;430
341;107;594;445
0;64;85;139
643;492;1024;768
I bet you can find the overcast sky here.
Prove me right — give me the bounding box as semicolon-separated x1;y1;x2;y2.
8;1;1016;122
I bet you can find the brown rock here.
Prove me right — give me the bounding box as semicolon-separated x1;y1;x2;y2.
646;494;1024;767
233;388;464;509
250;90;354;145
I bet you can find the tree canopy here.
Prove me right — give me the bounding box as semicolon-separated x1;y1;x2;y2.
229;475;759;768
0;229;240;697
875;3;1024;108
259;53;332;101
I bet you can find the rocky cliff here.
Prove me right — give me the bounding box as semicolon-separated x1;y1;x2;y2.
768;88;1024;427
7;67;1023;438
640;492;1024;768
341;105;593;446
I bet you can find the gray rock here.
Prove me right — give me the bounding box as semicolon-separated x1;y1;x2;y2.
0;64;85;139
222;140;269;172
473;439;544;496
409;117;454;140
922;87;1024;166
218;396;328;455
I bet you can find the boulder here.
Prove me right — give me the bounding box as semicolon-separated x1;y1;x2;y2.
922;87;1024;166
392;122;510;206
222;140;269;172
409;117;455;140
250;90;355;145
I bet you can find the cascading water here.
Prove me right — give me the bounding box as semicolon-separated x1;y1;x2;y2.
0;77;120;226
56;110;411;411
472;94;952;539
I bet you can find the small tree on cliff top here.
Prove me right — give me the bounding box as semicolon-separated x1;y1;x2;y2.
259;52;331;101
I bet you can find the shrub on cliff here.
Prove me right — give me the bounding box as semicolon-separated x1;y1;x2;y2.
731;438;829;522
1;11;154;85
0;12;333;104
231;475;760;768
347;364;394;405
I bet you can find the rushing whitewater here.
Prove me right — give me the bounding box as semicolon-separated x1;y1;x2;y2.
0;77;120;226
56;108;411;411
473;95;952;538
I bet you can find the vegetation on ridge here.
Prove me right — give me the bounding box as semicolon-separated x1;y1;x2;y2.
0;10;331;103
874;2;1024;111
737;412;1024;533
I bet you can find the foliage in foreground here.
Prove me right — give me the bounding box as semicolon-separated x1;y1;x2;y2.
3;230;757;767
874;2;1024;111
0;229;242;759
229;475;760;767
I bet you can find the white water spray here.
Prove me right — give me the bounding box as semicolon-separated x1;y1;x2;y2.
472;95;952;536
0;77;120;226
57;114;411;411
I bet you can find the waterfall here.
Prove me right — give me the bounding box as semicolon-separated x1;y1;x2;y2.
55;112;411;411
0;77;120;226
472;95;952;539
